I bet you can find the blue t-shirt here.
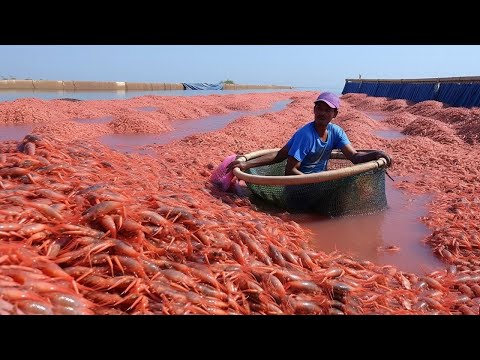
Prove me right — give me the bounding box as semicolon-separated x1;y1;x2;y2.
286;122;351;174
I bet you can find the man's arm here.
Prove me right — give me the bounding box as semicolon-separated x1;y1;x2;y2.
285;156;303;175
341;144;392;167
227;145;289;172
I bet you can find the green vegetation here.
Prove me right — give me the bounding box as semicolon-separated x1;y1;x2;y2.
221;79;235;84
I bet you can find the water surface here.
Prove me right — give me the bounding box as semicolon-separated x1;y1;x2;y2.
101;100;291;153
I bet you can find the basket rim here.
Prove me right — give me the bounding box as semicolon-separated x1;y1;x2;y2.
233;148;388;186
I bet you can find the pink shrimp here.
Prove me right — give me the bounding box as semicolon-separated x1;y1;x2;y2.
80;274;137;293
52;305;95;315
0;222;22;232
423;276;446;291
286;297;323;314
84;290;124;307
285;280;322;295
20;256;73;280
185;291;229;310
119;218;152;235
111;239;140;258
56;224;105;238
27;202;64;221
177;262;224;290
18;223;49;237
230;242;247;265
313;267;345;284
194;283;229;302
192;230;212;246
161;269;197;289
16;300;53;315
0;167;30;177
46;237;71;258
48;291;95;310
140;210;170;227
99;215;117;238
81;201;124;222
55;241;114;265
23;280;76;295
36;188;68;202
115;293;149;313
0;287;44;302
280;248;302;267
296;249;317;270
112;255;147;278
268;243;286;267
238;230;272;266
262;273;286;301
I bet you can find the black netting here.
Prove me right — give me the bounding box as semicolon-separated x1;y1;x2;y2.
245;159;387;217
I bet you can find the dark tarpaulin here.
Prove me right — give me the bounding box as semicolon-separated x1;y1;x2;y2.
386;83;404;98
401;83;436;102
435;82;480;107
464;83;480;107
436;83;465;106
342;80;480;107
374;83;390;97
182;83;224;90
341;82;361;94
359;82;378;96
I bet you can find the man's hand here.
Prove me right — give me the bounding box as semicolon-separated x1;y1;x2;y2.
374;150;392;167
226;155;248;173
346;147;393;167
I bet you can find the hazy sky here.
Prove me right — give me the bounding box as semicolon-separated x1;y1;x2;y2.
1;45;479;90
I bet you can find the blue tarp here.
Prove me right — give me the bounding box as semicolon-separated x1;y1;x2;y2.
182;83;224;90
435;83;477;107
342;82;361;94
358;82;378;96
342;81;480;108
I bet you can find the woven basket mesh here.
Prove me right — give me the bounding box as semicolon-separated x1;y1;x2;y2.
245;159;387;217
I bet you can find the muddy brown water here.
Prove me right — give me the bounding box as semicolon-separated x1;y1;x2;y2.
289;179;443;274
253;110;443;274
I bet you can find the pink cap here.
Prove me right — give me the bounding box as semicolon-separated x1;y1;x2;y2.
314;92;340;109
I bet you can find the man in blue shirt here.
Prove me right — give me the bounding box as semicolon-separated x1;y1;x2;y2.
228;92;392;175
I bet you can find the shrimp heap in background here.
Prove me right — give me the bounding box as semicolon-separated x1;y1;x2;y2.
0;92;479;314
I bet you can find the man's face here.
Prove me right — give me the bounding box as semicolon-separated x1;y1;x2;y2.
314;101;337;125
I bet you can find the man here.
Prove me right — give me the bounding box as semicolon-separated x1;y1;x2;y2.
227;92;392;175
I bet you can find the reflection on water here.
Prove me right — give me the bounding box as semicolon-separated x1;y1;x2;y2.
374;130;406;140
364;110;406;140
101;100;292;153
363;111;388;121
0;124;34;141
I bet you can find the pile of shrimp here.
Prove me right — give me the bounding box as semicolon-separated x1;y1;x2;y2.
0;91;479;314
401;116;463;145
